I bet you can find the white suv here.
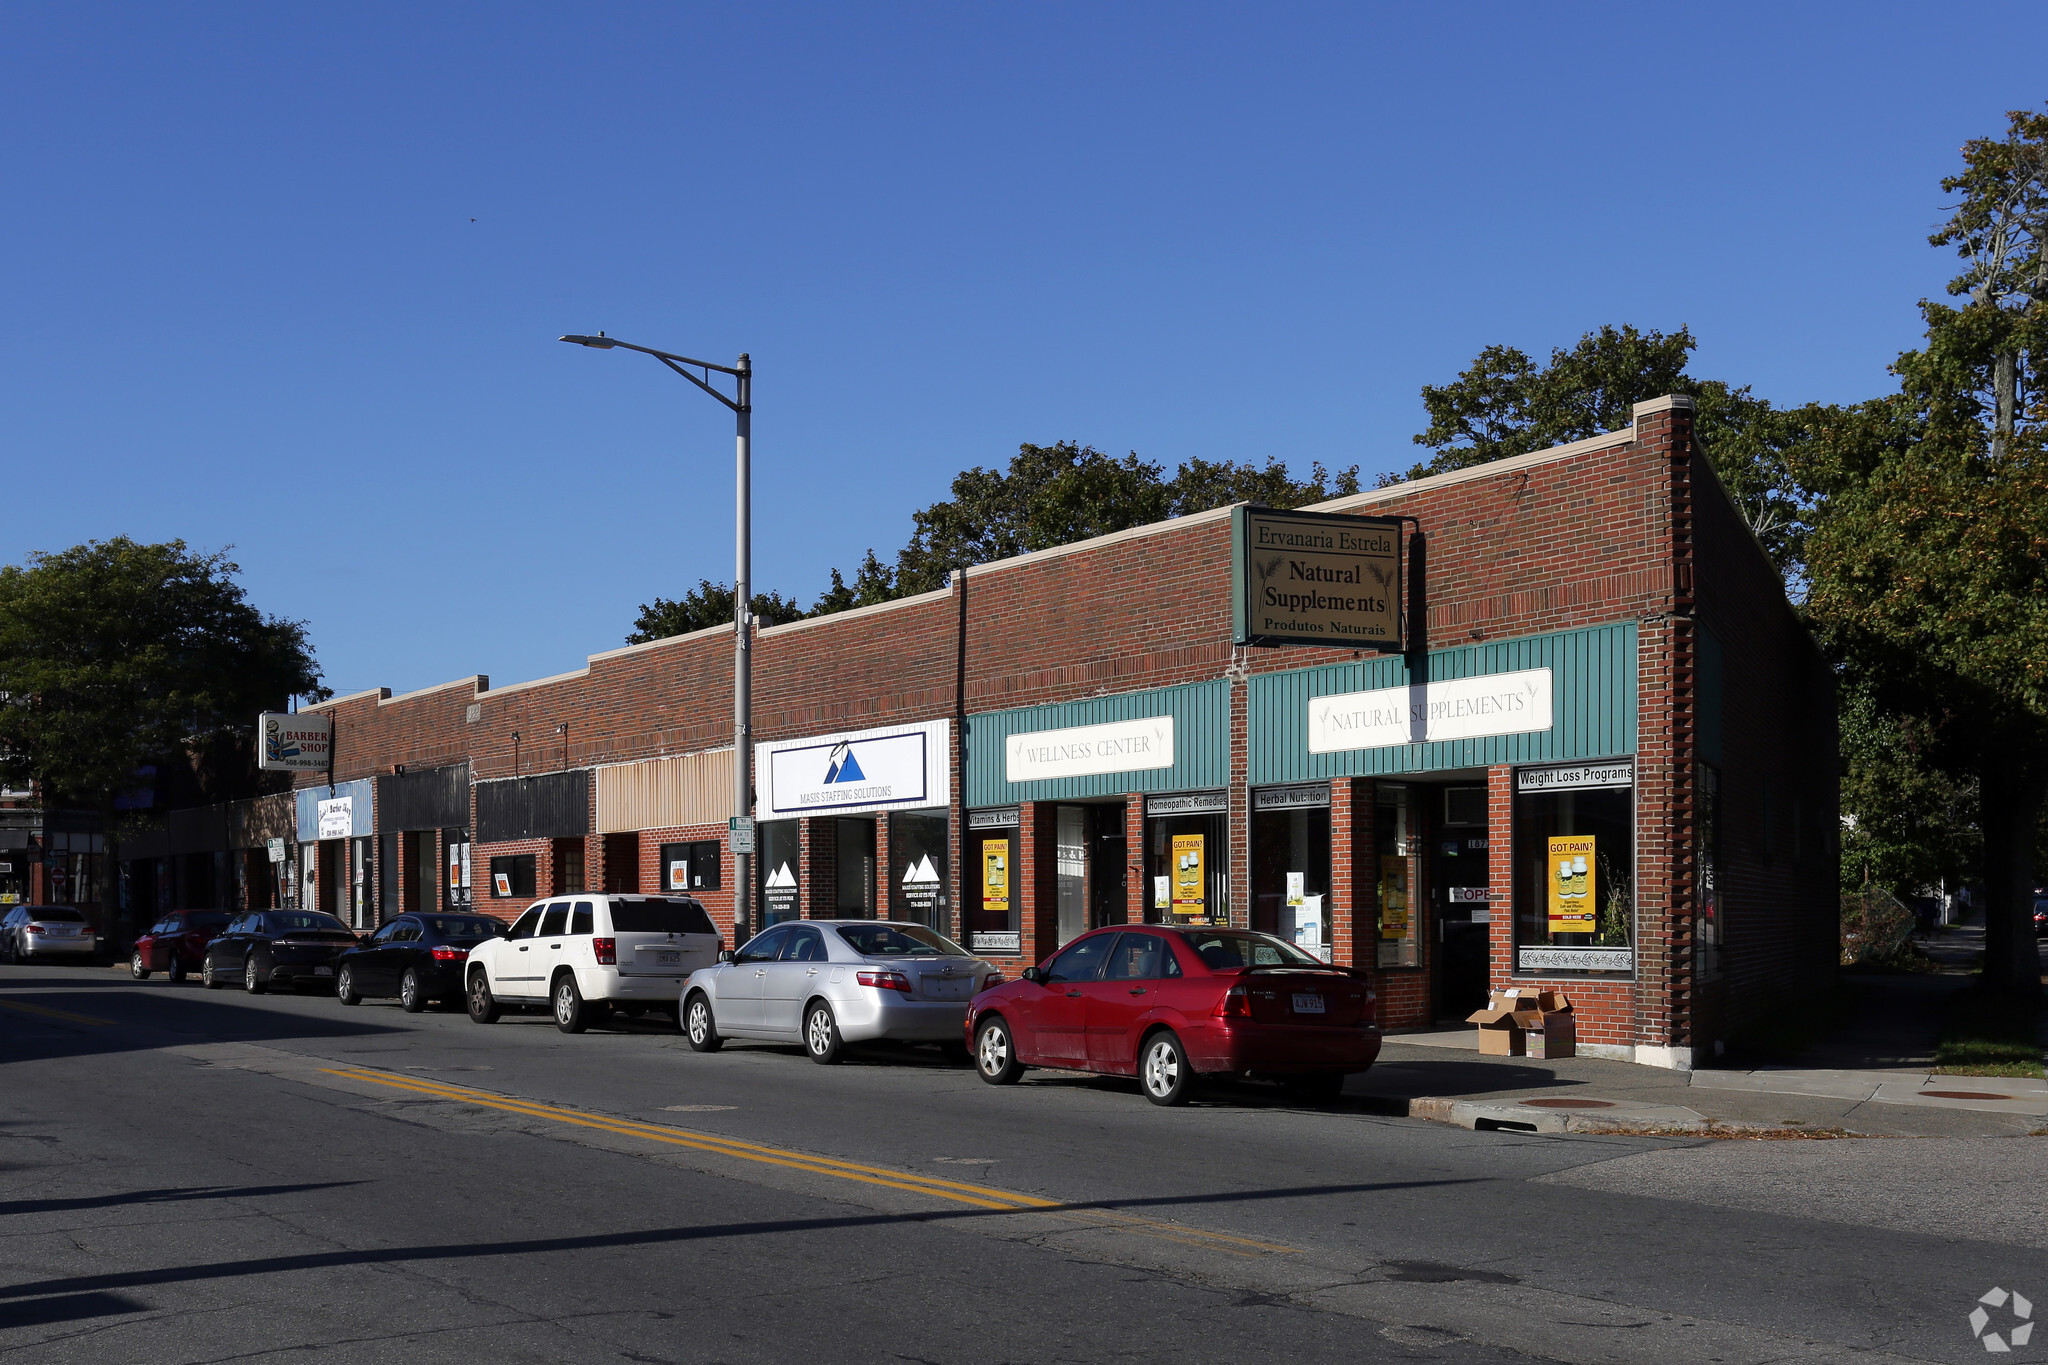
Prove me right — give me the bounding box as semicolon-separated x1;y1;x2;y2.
465;894;721;1033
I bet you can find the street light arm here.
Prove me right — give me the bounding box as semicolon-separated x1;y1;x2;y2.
559;334;747;411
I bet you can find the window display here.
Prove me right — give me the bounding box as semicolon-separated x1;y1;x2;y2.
1375;785;1418;968
1250;785;1330;958
1512;762;1635;975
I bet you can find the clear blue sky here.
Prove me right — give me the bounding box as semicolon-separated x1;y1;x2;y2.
4;4;2042;698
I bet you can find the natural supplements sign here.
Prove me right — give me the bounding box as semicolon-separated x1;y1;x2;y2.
1004;716;1174;784
1232;506;1402;650
259;712;332;772
1308;669;1553;753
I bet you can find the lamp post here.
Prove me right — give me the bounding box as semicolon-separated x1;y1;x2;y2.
560;333;754;939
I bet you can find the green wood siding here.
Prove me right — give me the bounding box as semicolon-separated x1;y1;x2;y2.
965;680;1231;806
1249;622;1637;783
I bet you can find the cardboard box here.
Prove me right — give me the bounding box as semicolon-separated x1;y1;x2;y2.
1524;1012;1576;1058
1466;988;1574;1058
1464;1002;1543;1056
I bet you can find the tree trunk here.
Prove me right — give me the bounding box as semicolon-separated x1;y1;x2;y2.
1991;348;2017;462
1977;751;2044;1001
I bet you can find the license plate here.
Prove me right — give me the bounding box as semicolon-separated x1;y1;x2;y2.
1292;993;1325;1014
654;951;682;967
313;966;334;976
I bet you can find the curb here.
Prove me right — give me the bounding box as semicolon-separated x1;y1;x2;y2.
1391;1095;1809;1136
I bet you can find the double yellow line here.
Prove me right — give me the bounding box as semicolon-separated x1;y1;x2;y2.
323;1067;1294;1257
0;997;117;1027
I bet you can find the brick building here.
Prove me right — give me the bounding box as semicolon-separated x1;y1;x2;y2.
170;395;1833;1068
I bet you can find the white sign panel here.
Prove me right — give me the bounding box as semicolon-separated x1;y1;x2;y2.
259;712;332;772
316;797;353;840
1004;716;1174;784
757;720;950;819
1308;669;1553;754
1517;761;1634;793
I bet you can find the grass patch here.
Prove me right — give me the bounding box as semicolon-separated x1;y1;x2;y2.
1725;982;1862;1063
1933;985;2046;1078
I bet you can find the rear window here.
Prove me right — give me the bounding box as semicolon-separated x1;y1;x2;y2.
31;906;86;922
186;912;233;929
835;924;969;958
1181;931;1321;970
266;912;351;934
606;898;716;935
426;916;503;940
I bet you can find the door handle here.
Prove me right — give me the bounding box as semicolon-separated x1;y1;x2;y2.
1128;987;1147;995
518;946;529;952
805;968;818;976
1065;989;1082;998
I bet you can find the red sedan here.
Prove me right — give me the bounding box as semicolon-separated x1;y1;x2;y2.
966;925;1379;1106
131;910;234;982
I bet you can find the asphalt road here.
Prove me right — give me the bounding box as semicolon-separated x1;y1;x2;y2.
2;964;2042;1365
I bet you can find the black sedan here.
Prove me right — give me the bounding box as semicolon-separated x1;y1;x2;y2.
336;913;506;1012
202;910;360;993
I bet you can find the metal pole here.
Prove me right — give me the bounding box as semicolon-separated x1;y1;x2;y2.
733;354;753;943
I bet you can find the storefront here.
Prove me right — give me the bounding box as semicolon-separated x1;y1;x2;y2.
295;779;374;927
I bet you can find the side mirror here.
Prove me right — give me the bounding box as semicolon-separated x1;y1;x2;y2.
1020;965;1044;984
719;949;735;964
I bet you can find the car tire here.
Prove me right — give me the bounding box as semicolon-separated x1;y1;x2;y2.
202;957;224;989
400;968;428;1014
1280;1073;1346;1105
553;974;589;1034
1139;1030;1195;1107
243;956;266;995
130;950;150;981
336;964;361;1006
467;971;500;1024
684;993;724;1052
804;1001;843;1065
974;1016;1024;1086
165;954;186;984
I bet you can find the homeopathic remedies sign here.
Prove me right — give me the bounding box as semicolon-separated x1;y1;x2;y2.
1232;506;1402;650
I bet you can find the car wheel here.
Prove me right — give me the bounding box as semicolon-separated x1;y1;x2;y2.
1140;1030;1195;1107
243;956;266;995
1280;1073;1346;1105
552;974;589;1034
202;957;223;989
467;971;500;1024
400;968;428;1014
974;1016;1024;1085
804;1001;843;1065
684;993;724;1052
165;954;186;984
336;964;361;1006
130;950;151;981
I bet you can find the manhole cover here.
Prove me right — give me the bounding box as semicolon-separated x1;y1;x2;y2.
1916;1090;2014;1101
1517;1098;1616;1109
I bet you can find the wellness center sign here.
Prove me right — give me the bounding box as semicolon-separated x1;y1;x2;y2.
1232;506;1402;650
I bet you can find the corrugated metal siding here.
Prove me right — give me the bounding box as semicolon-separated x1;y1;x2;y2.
596;750;735;833
475;770;591;842
965;680;1230;806
294;779;376;841
1249;622;1637;783
376;763;471;830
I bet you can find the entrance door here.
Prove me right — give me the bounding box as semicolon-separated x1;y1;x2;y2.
1054;805;1087;946
1088;805;1127;929
1429;784;1492;1020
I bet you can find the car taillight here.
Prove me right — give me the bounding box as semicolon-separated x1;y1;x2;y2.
982;972;1004;990
1216;984;1251;1019
430;945;467;962
25;924;44;935
857;969;912;993
593;937;616;965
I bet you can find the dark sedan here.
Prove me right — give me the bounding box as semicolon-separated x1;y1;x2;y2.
202;909;360;993
130;910;234;981
336;913;506;1012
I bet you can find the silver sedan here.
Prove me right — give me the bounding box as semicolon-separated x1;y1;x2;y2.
680;920;1004;1064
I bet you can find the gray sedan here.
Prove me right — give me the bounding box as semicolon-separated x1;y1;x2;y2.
681;920;1004;1064
0;905;98;964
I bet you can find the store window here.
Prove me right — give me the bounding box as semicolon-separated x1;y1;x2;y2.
351;836;375;929
888;810;949;932
660;840;722;893
758;819;801;925
835;818;876;918
966;809;1020;954
445;830;472;909
1250;785;1330;957
1144;793;1228;927
551;837;586;896
1696;765;1721;980
488;854;536;899
1375;786;1418;968
1511;761;1636;976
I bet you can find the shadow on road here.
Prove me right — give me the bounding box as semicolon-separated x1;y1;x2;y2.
0;1181;365;1218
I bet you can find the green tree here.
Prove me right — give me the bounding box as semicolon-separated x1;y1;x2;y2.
0;538;325;916
624;580;808;645
1396;324;1818;580
1837;679;1979;897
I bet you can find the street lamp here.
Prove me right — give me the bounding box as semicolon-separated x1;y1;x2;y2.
561;332;755;938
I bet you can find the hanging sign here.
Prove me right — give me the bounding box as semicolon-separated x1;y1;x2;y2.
316;797;353;840
259;712;332;772
1546;834;1597;936
1232;506;1402;650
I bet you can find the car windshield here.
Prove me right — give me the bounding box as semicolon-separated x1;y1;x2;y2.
1181;930;1323;970
607;899;716;935
267;912;350;933
31;907;86;922
426;916;503;939
835;924;968;958
186;912;233;928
